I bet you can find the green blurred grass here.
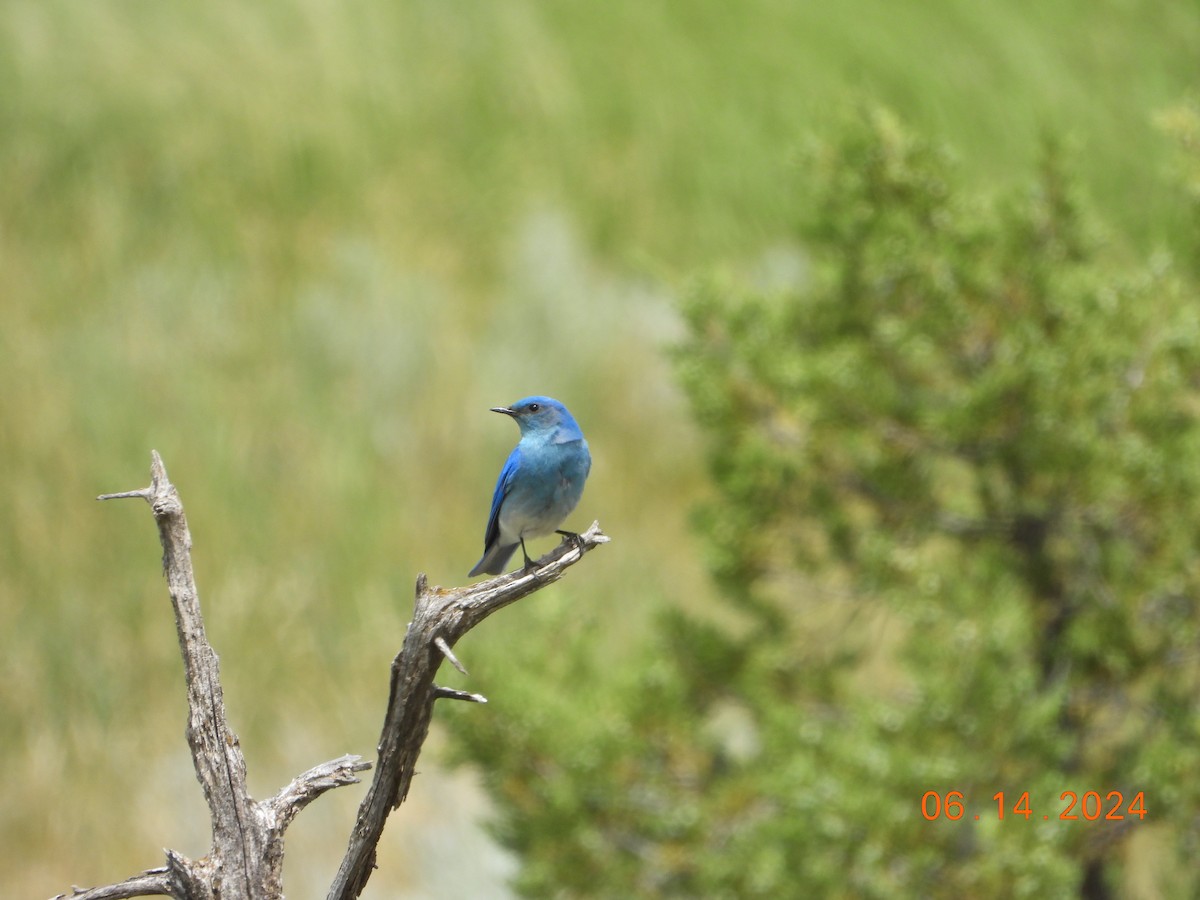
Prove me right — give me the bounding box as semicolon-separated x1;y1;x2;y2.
2;0;1196;895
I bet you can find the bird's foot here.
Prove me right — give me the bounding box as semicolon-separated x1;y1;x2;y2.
555;529;585;553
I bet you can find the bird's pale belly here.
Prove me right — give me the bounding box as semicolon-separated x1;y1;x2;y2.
500;472;583;539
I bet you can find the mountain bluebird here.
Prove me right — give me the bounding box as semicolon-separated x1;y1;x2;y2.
469;396;592;577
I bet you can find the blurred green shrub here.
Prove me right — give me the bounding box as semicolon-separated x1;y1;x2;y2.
1158;97;1200;272
449;108;1200;898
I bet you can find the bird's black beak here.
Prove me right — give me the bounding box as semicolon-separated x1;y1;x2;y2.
490;406;517;417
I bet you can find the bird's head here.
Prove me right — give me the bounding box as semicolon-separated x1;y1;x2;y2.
492;396;584;442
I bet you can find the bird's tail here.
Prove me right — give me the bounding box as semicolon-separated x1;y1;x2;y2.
469;541;519;577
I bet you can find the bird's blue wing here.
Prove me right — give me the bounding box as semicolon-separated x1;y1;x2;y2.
483;445;522;547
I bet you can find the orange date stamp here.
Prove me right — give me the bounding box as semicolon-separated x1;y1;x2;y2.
921;790;1147;822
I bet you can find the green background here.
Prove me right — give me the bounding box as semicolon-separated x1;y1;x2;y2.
3;1;1197;896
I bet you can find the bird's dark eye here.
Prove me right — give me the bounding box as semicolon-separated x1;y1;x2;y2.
528;403;540;412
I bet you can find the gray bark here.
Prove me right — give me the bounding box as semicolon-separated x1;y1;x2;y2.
55;451;607;900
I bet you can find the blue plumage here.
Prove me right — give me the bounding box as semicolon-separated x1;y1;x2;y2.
469;396;592;577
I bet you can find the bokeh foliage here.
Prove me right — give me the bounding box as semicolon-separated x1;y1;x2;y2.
450;110;1200;897
4;0;1199;896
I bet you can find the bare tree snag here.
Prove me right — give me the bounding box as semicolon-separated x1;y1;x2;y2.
58;451;608;900
327;521;610;900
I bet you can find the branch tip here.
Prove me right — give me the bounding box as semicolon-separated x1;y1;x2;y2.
583;521;611;543
149;449;167;482
433;685;488;704
97;488;152;502
52;866;173;900
434;636;468;675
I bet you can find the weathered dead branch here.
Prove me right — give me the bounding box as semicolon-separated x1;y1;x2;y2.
57;451;607;900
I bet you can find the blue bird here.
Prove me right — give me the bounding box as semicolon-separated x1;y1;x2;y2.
469;396;592;577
